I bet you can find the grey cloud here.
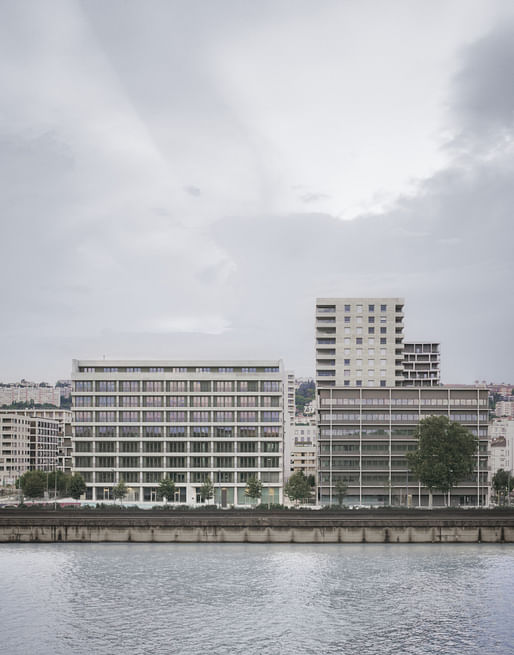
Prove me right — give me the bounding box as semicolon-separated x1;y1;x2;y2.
299;192;330;203
451;20;514;151
184;186;202;197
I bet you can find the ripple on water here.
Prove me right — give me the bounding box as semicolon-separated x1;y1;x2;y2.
0;544;514;655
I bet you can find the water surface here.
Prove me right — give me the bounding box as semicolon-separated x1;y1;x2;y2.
1;544;513;654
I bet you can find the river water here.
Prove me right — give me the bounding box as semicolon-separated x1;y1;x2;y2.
1;544;513;655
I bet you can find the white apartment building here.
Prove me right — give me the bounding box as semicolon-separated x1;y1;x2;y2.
488;418;514;482
71;360;285;505
290;420;318;480
0;414;31;486
0;409;71;473
316;298;405;388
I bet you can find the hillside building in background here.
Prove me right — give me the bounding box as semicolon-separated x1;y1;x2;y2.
488;418;514;484
71;360;285;504
0;383;61;407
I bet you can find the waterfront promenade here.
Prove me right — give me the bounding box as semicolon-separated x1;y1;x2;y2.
1;509;514;543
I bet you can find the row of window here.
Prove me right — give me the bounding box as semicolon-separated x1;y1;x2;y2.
75;381;281;392
320;412;489;422
74;456;281;468
320;397;487;406
74;411;282;423
78;472;281;484
75;441;280;453
74;395;281;408
317;337;390;346
74;426;281;438
79;366;280;374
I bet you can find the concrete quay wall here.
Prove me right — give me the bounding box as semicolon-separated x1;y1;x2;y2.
1;514;514;544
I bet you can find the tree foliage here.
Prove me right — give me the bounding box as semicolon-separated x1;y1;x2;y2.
69;474;86;500
158;477;176;503
245;476;263;501
17;470;46;498
406;416;477;499
113;479;128;502
295;381;315;413
492;469;514;504
284;471;312;504
334;479;348;506
199;477;214;502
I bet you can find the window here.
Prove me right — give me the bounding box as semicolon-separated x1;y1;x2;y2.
344;370;350;377
239;396;258;407
168;396;186;407
191;426;210;438
191;411;209;422
239;411;257;422
368;370;375;377
356;338;363;345
126;367;141;372
144;381;163;392
380;370;386;377
264;367;279;373
368;359;374;366
344;338;350;345
344;348;350;355
344;327;350;335
169;381;187;392
97;411;116;422
75;381;93;392
191;396;210;407
262;381;279;392
344;359;350;365
75;396;92;407
344;380;350;386
214;381;233;392
368;349;375;356
75;411;93;422
168;411;186;422
380;316;387;324
356;349;362;356
368;327;375;334
97;381;116;392
144;396;163;407
168;426;186;437
381;304;387;312
344;316;350;323
356;359;362;366
356;327;363;335
149;367;164;373
380;349;386;356
356;380;362;387
143;411;163;422
380;327;387;334
344;304;351;312
216;396;234;407
380;338;387;345
120;381;139;392
380;380;386;387
120;411;139;422
380;359;387;366
356;304;362;313
368;304;375;312
369;338;375;345
368;316;375;323
218;367;234;373
214;411;234;422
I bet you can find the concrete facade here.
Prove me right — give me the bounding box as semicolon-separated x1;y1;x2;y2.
71;360;286;505
402;342;440;386
316;298;405;388
318;386;489;507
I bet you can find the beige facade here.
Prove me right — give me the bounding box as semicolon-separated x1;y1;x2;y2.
71;359;285;505
488;418;514;485
290;420;318;479
316;298;405;388
0;384;61;407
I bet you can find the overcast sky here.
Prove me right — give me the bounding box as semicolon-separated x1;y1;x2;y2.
1;0;513;383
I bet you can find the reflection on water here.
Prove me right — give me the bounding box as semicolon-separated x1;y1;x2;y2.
1;544;513;655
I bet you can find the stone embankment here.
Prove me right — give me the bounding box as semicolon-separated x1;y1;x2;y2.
1;509;514;543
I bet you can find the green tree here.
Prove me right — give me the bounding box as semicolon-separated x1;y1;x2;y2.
17;470;46;498
334;479;348;506
113;479;128;503
406;416;477;508
48;470;69;497
284;471;312;504
158;477;176;504
245;476;262;502
199;477;214;503
307;474;316;488
69;473;86;500
492;469;513;505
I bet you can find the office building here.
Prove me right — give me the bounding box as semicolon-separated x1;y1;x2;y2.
318;386;489;506
71;360;285;504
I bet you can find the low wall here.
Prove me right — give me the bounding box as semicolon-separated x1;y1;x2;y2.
2;511;514;543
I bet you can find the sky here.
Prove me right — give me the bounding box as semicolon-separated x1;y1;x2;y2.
1;0;513;383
